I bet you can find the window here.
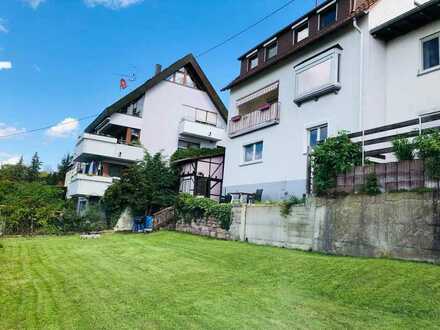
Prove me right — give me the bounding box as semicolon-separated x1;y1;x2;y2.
178;140;200;149
308;125;328;148
422;34;440;72
248;54;259;71
319;2;337;30
244;141;263;163
120;96;144;117
294;48;341;105
265;42;278;61
294;23;309;44
166;68;198;89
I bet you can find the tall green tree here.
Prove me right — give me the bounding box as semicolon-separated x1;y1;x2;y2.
103;152;178;221
28;152;42;182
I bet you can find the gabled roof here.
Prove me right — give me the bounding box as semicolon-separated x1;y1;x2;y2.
85;54;227;133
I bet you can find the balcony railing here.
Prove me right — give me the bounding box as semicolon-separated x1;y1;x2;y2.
73;133;145;163
228;102;280;138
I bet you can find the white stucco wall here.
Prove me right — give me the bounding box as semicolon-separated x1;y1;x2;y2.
384;20;440;122
139;81;227;157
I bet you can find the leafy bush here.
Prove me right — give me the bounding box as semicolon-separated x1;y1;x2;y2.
392;137;415;161
361;173;381;195
0;180;65;235
79;205;107;232
280;195;306;218
415;131;440;190
170;147;225;163
103;151;178;220
311;132;362;195
175;193;233;230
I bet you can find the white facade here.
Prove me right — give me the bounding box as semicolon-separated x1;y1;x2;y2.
223;0;440;200
66;59;227;202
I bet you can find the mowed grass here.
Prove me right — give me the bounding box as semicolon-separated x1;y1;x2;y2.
1;232;440;330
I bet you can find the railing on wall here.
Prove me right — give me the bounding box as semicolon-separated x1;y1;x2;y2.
306;111;440;195
228;102;280;138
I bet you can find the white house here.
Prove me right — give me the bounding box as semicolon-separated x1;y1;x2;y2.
221;0;440;200
65;54;228;212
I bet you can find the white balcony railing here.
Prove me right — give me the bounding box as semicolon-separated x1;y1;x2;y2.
66;173;114;198
179;105;226;141
229;102;280;138
73;133;145;163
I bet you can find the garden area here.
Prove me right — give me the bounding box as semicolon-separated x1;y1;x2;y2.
1;231;440;329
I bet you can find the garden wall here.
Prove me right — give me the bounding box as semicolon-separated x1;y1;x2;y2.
175;218;232;240
228;192;440;263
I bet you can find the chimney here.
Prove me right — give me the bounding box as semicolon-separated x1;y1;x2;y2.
154;64;162;75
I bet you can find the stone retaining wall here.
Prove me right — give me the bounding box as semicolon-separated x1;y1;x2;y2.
174;192;440;263
175;218;232;240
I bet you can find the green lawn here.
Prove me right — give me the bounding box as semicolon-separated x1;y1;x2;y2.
1;232;440;330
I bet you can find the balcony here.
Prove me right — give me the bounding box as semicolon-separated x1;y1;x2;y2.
66;174;115;198
228;102;280;138
73;133;145;163
96;113;143;132
179;106;226;141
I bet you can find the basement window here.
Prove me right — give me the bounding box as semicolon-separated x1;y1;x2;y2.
294;47;341;105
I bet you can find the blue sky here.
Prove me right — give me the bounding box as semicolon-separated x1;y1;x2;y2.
0;0;320;170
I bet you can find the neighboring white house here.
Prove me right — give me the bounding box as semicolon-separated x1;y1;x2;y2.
65;54;228;212
221;0;440;200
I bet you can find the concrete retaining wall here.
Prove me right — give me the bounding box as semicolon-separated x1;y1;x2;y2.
228;192;440;263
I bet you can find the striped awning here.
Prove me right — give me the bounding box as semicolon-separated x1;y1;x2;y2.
236;81;279;107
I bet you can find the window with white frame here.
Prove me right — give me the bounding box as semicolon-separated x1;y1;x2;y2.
248;53;259;71
243;141;263;163
294;22;309;44
308;124;328;148
319;1;337;30
265;42;278;61
294;47;341;104
421;33;440;72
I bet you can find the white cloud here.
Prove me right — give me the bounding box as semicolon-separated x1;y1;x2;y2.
0;123;25;138
46;117;79;138
0;18;8;34
84;0;143;9
23;0;46;9
0;153;21;167
0;61;12;71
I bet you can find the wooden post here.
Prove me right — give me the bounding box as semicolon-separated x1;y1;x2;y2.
125;128;132;145
102;162;110;177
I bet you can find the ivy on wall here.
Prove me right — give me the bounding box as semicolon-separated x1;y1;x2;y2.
174;193;233;230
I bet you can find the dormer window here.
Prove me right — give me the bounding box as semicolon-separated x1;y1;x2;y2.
293;21;309;44
247;53;259;71
318;1;337;30
265;39;278;61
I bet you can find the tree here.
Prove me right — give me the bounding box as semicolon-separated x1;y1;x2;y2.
28;152;42;182
103;151;178;221
58;153;73;182
0;180;65;235
0;161;28;182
